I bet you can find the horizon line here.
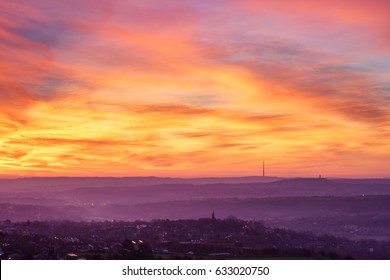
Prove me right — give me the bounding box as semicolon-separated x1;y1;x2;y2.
1;175;389;180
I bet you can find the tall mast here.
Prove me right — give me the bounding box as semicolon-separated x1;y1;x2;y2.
262;160;265;177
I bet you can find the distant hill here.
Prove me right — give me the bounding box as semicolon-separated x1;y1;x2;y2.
2;195;390;227
1;177;390;206
334;179;390;185
0;176;281;192
1;176;390;193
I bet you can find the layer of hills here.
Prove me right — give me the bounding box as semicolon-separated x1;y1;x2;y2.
1;177;390;206
0;176;280;192
1;176;390;241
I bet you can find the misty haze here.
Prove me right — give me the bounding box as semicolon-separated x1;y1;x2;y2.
1;176;390;260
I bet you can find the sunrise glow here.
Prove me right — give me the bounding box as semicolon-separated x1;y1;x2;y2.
0;0;389;177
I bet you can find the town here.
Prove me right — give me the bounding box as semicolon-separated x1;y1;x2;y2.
1;216;389;260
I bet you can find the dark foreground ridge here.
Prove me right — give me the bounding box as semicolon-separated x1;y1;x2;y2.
1;218;389;260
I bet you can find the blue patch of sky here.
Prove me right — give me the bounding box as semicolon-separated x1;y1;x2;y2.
22;77;81;100
5;18;76;49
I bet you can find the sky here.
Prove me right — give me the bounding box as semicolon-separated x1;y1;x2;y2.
0;0;389;178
